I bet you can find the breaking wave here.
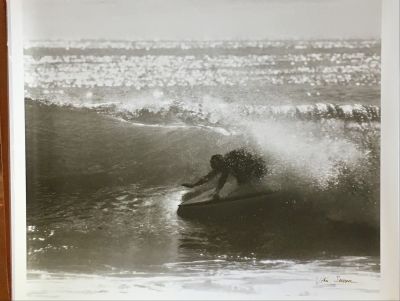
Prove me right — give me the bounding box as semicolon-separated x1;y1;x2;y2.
26;97;380;228
26;97;380;128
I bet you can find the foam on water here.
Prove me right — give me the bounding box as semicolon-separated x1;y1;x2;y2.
26;256;380;300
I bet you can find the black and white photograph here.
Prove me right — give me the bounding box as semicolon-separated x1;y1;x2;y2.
21;0;382;299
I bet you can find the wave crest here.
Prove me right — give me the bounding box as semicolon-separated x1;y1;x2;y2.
26;97;380;128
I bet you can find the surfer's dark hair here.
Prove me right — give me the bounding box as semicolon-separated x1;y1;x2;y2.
210;154;224;170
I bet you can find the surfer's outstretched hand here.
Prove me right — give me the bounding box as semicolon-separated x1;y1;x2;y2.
182;183;195;188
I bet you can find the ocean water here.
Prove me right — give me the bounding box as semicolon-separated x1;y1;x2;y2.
25;40;380;299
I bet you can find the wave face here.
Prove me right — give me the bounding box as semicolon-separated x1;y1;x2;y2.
25;40;380;273
26;97;380;224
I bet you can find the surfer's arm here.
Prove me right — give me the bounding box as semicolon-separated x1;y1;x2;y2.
215;172;229;195
186;170;218;188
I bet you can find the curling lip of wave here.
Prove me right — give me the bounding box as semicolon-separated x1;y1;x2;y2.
26;97;380;127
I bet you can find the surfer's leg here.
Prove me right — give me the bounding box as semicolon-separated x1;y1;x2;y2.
236;175;250;185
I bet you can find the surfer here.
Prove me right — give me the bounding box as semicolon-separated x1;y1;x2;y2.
182;148;267;199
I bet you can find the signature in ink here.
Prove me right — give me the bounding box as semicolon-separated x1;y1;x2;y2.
317;275;355;285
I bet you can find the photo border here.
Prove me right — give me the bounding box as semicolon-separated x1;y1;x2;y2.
380;0;400;299
4;0;399;299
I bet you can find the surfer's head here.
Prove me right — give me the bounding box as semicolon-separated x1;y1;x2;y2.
210;154;224;171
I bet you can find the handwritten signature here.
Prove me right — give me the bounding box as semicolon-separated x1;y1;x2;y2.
317;276;355;285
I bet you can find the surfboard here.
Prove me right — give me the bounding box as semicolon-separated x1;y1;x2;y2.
177;186;285;219
180;189;276;207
